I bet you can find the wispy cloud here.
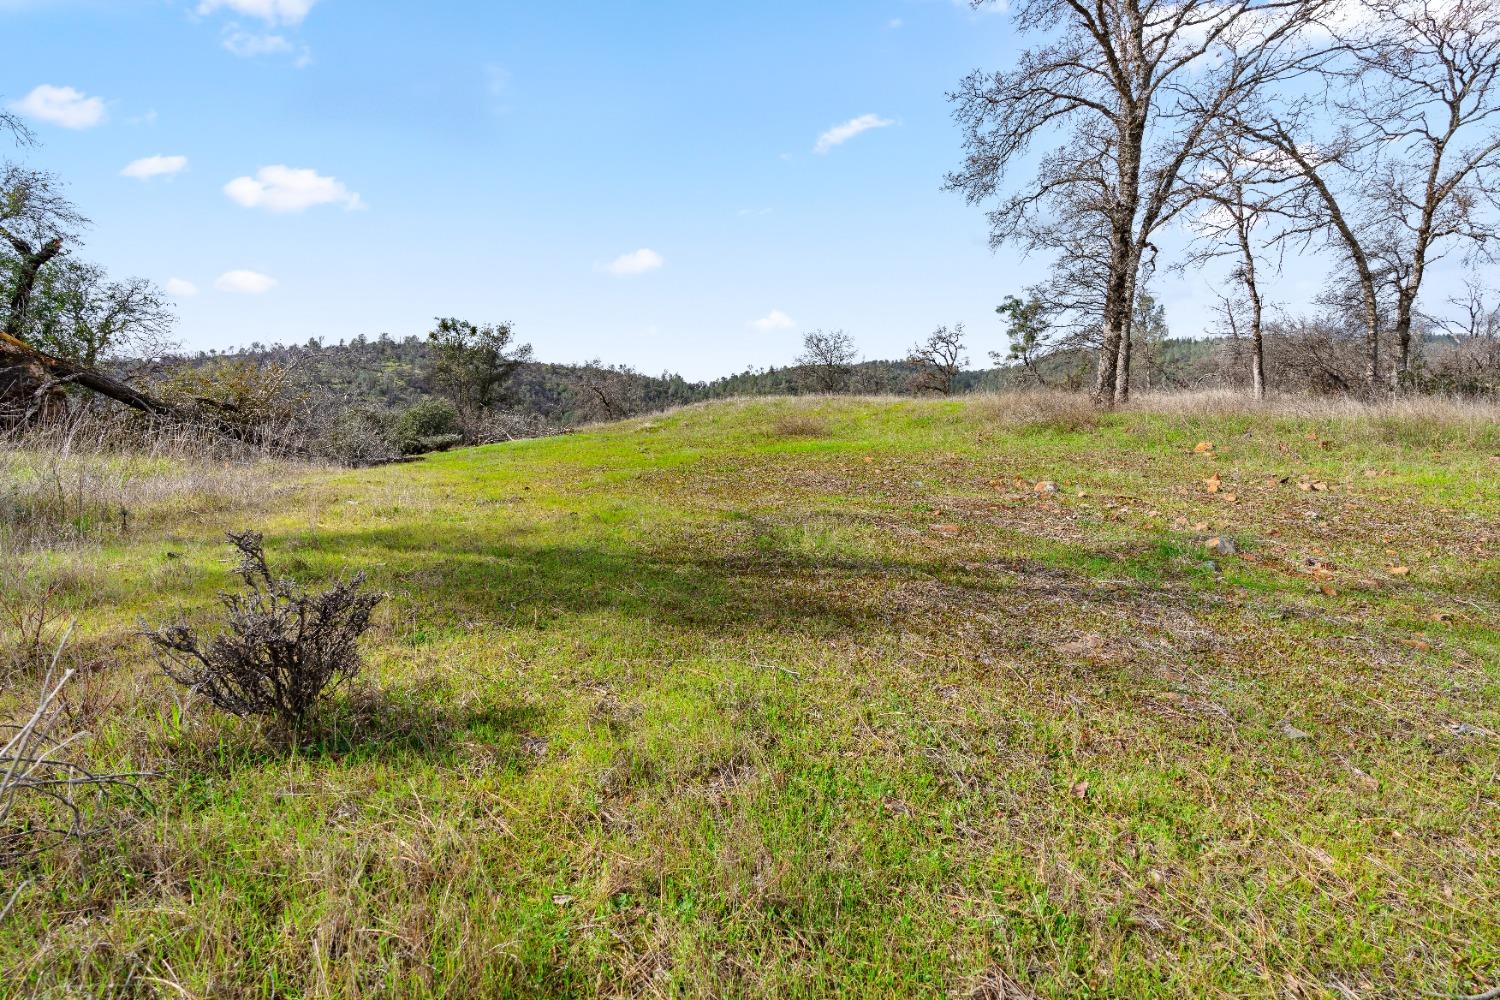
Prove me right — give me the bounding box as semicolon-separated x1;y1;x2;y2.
165;278;199;297
214;270;277;294
750;309;795;332
10;84;106;130
122;155;188;181
814;113;894;154
604;248;665;276
196;0;318;27
220;25;311;65
224;165;365;213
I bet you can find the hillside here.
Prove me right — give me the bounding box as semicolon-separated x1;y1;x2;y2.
174;334;1231;425
3;393;1498;997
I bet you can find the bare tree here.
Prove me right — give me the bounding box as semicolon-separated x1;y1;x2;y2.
27;261;175;368
1355;0;1500;386
794;329;858;393
906;323;968;395
1227;0;1500;392
1230;102;1392;389
0;102;32;147
947;0;1330;405
1424;277;1500;391
569;360;644;422
1179;133;1297;398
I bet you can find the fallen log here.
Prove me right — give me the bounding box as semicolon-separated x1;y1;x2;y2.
0;330;181;417
0;331;312;458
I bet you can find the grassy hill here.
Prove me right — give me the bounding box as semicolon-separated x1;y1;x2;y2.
3;392;1498;997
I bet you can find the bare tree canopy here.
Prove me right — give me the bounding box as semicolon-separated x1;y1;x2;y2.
906;323;969;395
794;329;859;393
25;261;175;367
1178;129;1302;397
947;0;1332;404
569;359;645;422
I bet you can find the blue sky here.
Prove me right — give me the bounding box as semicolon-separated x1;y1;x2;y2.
0;0;1374;378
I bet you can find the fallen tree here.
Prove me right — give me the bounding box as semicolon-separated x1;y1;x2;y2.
0;329;179;419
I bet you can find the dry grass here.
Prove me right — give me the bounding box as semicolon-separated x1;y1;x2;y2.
0;409;314;550
767;412;832;438
974;389;1102;433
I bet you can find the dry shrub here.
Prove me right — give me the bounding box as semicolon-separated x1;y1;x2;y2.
141;532;384;735
977;389;1100;433
768;414;830;438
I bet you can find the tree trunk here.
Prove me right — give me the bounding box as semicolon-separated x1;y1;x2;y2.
0;330;178;416
1115;265;1138;403
1359;282;1381;392
1094;234;1132;406
1237;225;1266;401
3;236;64;340
1392;295;1414;390
1250;291;1265;401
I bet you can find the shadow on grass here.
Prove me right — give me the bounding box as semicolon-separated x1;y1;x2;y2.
307;681;545;765
169;680;545;772
302;525;882;637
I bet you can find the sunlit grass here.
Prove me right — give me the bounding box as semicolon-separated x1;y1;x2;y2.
1;393;1496;998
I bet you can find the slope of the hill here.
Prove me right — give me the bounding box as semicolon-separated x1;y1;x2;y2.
3;393;1498;998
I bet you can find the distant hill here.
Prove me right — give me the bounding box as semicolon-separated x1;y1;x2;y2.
165;333;1229;426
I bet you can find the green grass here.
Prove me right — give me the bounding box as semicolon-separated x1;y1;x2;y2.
2;393;1498;998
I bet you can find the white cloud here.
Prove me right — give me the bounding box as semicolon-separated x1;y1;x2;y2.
121;155;188;181
214;270;277;294
219;26;312;65
887;17;904;28
815;113;895;154
224;165;365;213
222;28;292;56
604;248;665;276
750;309;796;332
165;278;199;297
10;84;106;130
196;0;317;26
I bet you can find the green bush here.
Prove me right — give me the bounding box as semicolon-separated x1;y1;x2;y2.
393;399;463;455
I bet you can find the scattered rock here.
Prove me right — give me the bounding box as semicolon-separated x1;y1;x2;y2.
1280;721;1311;740
1034;479;1059;494
1446;722;1490;738
1206;536;1236;556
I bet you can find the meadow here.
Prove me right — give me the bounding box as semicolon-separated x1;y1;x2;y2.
1;392;1497;999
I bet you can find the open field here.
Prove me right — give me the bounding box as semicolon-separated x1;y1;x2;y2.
1;392;1497;998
